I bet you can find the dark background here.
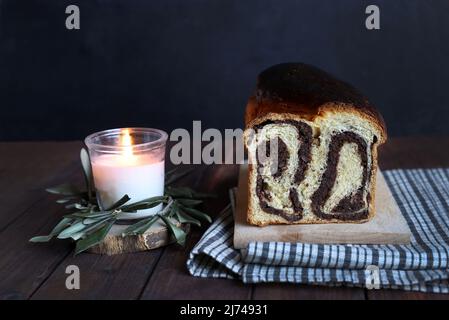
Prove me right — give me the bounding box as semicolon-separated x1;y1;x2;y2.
1;0;448;140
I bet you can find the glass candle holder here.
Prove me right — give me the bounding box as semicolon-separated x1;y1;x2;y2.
85;128;168;219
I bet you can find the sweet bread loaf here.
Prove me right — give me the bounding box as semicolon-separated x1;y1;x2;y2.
244;63;387;226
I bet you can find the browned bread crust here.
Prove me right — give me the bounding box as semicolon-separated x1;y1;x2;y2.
245;63;387;143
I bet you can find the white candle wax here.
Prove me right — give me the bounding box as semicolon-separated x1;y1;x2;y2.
92;154;165;219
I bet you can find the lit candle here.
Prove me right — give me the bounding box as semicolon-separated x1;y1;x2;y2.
85;128;168;219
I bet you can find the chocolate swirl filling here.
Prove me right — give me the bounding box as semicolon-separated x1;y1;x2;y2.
255;120;312;222
311;131;370;221
255;121;373;222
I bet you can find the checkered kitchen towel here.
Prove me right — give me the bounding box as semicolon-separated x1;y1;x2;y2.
187;169;449;293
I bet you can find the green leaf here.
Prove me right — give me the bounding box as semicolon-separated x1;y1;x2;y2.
64;202;91;211
120;196;166;212
181;207;212;223
176;198;203;207
29;154;221;252
29;217;73;243
123;217;154;231
57;221;87;239
74;220;114;255
68;218;107;241
50;217;73;234
121;202;159;212
56;197;77;204
65;211;111;219
122;215;159;236
87;212;112;218
82;217;107;225
159;215;187;246
175;210;201;227
80;148;94;201
81;217;114;234
106;194;131;211
46;183;83;196
69;231;86;241
29;235;54;243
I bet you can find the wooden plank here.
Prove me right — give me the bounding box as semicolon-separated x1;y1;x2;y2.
0;184;77;299
30;164;204;299
368;136;449;300
140;164;253;300
234;167;411;248
366;289;449;300
0;142;83;230
0;142;86;299
252;283;365;300
1;138;447;300
31;250;163;300
140;230;252;300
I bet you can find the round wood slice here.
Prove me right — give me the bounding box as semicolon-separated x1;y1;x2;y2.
88;220;190;255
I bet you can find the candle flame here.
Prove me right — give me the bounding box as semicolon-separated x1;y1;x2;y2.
120;129;134;159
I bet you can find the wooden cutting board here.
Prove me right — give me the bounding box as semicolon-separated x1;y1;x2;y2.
233;165;411;249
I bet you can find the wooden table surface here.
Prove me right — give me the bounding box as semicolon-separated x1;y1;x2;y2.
1;137;449;300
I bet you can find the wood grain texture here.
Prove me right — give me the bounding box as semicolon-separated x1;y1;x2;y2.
0;186;75;299
252;283;365;300
0;143;85;299
140;230;252;300
0;142;82;230
31;250;163;300
366;289;449;300
0;138;448;300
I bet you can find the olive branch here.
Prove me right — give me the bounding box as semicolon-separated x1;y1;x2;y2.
30;149;213;255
